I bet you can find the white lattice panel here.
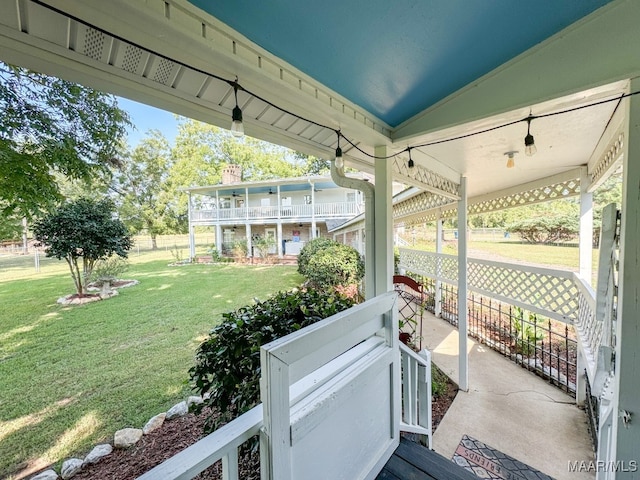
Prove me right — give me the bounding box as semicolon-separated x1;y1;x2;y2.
590;132;624;188
398;249;458;284
468;178;580;216
394;191;456;220
397;175;581;225
468;260;578;322
399;249;579;323
392;157;459;199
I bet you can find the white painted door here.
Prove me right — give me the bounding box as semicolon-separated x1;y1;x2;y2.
265;228;277;254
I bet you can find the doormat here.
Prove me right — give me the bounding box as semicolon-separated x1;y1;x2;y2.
452;434;554;480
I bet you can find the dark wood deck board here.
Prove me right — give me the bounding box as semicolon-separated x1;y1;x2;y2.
376;438;479;480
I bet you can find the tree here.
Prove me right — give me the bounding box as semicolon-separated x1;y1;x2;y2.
113;131;179;249
0;62;131;218
33;199;133;296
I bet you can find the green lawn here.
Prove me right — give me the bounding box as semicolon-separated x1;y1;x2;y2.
0;252;303;479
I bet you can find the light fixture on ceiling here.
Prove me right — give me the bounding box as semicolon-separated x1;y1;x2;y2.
524;116;536;156
230;80;244;138
504;150;518;169
334;132;344;169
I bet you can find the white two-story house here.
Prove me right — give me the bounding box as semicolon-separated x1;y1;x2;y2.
185;165;365;259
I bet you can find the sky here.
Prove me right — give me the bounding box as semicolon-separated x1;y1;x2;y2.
117;97;180;147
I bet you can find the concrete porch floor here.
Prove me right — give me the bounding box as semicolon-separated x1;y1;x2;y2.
422;312;595;480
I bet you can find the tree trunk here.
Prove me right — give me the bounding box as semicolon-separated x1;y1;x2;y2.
151;234;158;250
65;255;82;296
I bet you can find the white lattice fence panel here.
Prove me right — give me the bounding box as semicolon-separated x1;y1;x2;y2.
468;179;580;216
398;249;458;283
399;249;579;323
392;157;459;198
590;132;624;188
394;192;456;220
468;260;578;322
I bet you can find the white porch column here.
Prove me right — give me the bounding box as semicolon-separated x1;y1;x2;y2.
374;147;393;296
245;223;252;259
612;79;640;471
579;166;594;282
435;213;443;318
215;190;222;256
276;185;283;257
311;182;317;239
457;177;469;392
187;192;195;260
215;224;222;256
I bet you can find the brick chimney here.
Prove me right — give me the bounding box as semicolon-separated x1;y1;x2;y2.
222;164;242;184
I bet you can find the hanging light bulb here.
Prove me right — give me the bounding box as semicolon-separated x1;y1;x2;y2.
334;132;344;169
504;151;517;169
230;82;244;138
406;148;417;178
524;116;536;156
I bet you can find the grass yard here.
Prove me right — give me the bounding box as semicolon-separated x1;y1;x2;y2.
0;252;303;479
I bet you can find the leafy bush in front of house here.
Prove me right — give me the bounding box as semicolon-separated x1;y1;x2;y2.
298;238;364;289
189;288;355;433
297;237;334;277
506;214;578;244
90;256;129;285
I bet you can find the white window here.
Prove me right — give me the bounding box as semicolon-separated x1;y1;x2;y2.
261;198;271;207
220;197;231;209
304;194;312;205
346;192;356;203
281;196;292;206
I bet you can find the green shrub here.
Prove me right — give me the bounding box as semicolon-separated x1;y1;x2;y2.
189;289;355;433
297;237;334;277
507;214;578;244
90;256;129;284
298;238;364;289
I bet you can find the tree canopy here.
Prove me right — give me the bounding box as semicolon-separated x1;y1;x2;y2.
33;198;133;295
0;62;131;218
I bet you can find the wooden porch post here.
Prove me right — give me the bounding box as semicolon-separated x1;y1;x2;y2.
612;79;640;473
374;147;393;295
435;213;443;318
457;176;469;392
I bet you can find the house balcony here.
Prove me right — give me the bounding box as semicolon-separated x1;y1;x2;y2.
190;202;363;225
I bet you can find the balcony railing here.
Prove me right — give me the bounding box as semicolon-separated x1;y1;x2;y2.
190;202;362;223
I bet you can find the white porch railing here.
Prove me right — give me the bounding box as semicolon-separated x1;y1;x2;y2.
138;292;431;480
190;202;361;223
399;343;432;448
136;404;263;480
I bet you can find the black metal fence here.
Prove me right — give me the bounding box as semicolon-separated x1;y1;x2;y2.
585;372;600;453
427;282;577;397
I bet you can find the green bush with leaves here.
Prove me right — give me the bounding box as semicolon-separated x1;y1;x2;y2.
298;238;364;289
189;289;355;432
297;237;334;278
90;256;129;284
506;214;578;244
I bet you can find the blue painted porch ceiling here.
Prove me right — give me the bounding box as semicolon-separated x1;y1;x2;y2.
188;0;612;127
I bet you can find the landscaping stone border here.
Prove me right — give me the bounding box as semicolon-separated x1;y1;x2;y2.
28;394;203;480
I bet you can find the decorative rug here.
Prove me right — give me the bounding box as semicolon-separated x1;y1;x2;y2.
452;434;554;480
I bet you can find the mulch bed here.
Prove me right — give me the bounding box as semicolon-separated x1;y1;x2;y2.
72;381;457;480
